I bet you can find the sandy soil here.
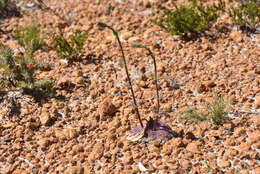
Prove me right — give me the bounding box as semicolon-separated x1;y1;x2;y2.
0;0;259;173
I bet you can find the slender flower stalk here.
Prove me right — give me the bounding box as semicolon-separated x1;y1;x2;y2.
98;22;143;128
132;43;160;131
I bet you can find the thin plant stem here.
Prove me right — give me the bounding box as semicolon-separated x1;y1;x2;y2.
132;43;160;130
98;22;143;128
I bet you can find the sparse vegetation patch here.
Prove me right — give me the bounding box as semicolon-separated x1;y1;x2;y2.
14;24;46;57
229;0;260;32
153;0;225;37
50;25;88;60
183;96;229;125
0;47;53;97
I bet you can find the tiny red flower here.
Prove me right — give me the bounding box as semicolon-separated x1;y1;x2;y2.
28;63;33;69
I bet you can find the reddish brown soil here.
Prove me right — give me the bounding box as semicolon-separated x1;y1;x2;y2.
0;0;259;173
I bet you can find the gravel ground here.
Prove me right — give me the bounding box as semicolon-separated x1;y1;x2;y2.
0;0;259;173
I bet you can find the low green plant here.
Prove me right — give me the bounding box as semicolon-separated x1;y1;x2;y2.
206;96;229;125
14;24;46;57
50;25;88;59
182;108;206;121
229;0;260;31
0;47;53;97
0;0;13;9
0;0;8;7
153;0;225;37
182;96;229;125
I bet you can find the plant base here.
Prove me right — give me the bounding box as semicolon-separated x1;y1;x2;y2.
127;117;178;142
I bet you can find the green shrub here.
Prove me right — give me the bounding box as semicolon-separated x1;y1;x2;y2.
206;96;229;125
182;96;229;125
153;0;225;36
182;108;206;121
0;0;8;7
50;25;88;59
14;24;46;57
0;47;53;96
0;0;12;9
229;0;260;31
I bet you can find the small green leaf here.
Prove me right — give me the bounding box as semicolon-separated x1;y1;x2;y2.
132;43;144;48
98;22;108;28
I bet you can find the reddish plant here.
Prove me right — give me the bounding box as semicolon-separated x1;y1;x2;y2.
28;63;33;69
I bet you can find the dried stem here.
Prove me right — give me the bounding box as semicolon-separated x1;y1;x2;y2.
132;43;160;131
98;22;143;128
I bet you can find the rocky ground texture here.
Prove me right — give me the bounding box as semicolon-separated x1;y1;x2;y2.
0;0;259;173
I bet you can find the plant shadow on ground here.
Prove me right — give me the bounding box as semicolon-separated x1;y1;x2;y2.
65;52;112;66
159;21;233;43
0;0;21;19
0;86;57;108
0;0;21;34
7;98;21;118
23;87;56;104
239;24;259;33
229;0;260;34
0;95;21;120
180;32;222;42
